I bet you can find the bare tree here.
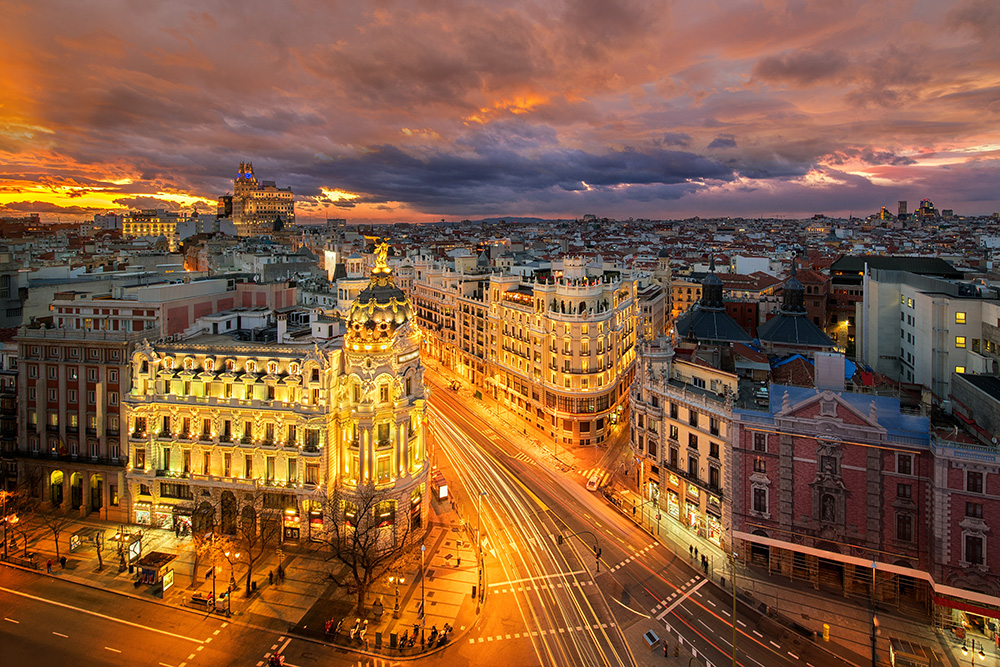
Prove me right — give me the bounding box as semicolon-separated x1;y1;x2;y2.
39;507;76;561
231;488;283;598
320;482;417;614
8;467;43;558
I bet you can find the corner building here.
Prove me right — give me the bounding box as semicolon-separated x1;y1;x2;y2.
124;245;428;542
487;258;637;446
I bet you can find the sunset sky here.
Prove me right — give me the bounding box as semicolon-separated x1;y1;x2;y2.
2;0;999;223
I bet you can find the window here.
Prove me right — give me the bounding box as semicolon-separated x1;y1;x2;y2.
688;433;698;450
287;424;297;445
108;369;118;383
306;463;319;485
967;502;984;519
956;366;966;374
669;424;679;441
108;392;118;406
897;453;913;476
87;391;96;405
28;387;36;400
48;366;57;379
28;365;37;379
965;534;984;566
956;336;966;349
897;483;912;500
753;488;767;513
753;457;766;473
709;417;720;436
134;448;146;468
687;456;698;478
88;368;98;382
637;414;644;428
670;403;678;419
669;447;678;467
202;418;212;438
956;312;966;324
288;458;297;482
968;471;985;494
709;442;720;459
647;440;657;458
245;454;253;479
203;451;211;475
223;453;232;477
160;483;193;500
162;448;171;470
709;466;720;489
689;410;699;427
895;513;913;542
753;433;767;452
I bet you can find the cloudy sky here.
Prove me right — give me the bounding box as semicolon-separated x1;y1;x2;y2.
2;0;999;223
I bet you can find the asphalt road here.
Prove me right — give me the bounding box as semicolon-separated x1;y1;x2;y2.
427;374;856;667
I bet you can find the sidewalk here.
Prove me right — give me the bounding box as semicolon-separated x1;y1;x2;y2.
605;477;973;667
290;497;482;657
2;494;483;659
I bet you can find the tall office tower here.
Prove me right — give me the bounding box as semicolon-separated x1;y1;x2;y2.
898;200;907;219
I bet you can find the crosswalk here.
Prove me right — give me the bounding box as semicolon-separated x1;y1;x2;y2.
494;579;596;593
469;622;617;644
511;451;537;465
651;576;705;619
608;543;657;571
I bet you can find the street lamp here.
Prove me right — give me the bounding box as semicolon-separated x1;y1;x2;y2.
962;639;986;665
730;552;738;667
420;543;426;647
389;575;404;618
1;490;9;560
476;491;487;604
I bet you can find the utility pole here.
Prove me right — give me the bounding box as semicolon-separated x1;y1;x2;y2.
870;562;877;667
731;552;738;667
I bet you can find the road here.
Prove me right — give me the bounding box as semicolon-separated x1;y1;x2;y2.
427;373;855;667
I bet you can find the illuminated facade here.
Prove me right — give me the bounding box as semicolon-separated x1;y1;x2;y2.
122;209;181;251
231;161;295;237
123;242;428;540
631;335;736;547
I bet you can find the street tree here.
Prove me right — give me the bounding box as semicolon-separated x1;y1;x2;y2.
320;482;417;614
231;487;283;598
39;506;76;561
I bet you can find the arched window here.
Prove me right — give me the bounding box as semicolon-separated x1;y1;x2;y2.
246;360;257;373
266;361;278;375
225;359;236;372
288;362;300;375
204;358;215;372
183;357;194;371
163;356;174;370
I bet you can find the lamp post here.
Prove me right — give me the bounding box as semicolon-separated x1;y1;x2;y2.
420;543;426;647
389;575;404;618
870;562;877;667
962;639;987;666
730;552;738;667
1;490;8;560
476;491;487;602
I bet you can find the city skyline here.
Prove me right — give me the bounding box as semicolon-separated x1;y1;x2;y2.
2;0;999;224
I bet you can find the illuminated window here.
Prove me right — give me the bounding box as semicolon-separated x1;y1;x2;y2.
204;358;215;371
901;295;905;305
956;366;966;374
907;298;914;308
956;336;966;349
955;312;966;324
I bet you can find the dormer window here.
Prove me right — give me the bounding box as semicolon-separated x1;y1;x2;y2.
163;357;174;370
288;362;300;375
183;358;194;371
266;361;278;375
246;360;257;373
204;358;215;372
225;359;236;372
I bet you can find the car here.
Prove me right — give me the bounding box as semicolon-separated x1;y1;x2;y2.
586;473;602;491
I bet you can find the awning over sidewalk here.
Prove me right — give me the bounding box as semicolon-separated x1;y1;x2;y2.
933;595;1000;620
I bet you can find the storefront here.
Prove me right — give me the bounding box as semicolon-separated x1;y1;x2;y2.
306;500;323;541
685;484;701;532
283;508;301;540
173;506;193;535
666;489;680;520
152;505;173;530
134;501;152;526
707;513;723;546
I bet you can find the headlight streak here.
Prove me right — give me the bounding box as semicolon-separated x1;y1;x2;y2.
431;401;629;667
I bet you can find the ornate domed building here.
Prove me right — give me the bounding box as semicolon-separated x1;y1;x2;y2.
339;239;428;539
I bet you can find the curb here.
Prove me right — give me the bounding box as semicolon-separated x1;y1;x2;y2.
599;493;867;667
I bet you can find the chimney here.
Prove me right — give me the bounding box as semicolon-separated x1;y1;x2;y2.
277;313;287;342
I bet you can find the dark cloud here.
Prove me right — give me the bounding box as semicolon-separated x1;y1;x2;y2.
708;135;737;149
753;50;848;87
825;148;916;167
113;196;183;210
656;132;691;147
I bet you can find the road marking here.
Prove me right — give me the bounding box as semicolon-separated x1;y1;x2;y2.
788;652;799;659
104;647;121;653
213;629;221;635
0;586;204;644
753;630;763;638
656;578;708;621
4;617;19;623
737;619;747;627
770;640;781;648
489;570;586;587
159;663;174;667
188;654;196;660
52;631;68;638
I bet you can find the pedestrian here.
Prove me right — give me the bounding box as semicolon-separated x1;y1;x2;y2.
278;564;285;581
663;641;669;657
689;545;693;557
60;556;66;569
46;559;52;573
174;524;180;538
456;556;461;567
694;547;698;559
269;571;274;585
